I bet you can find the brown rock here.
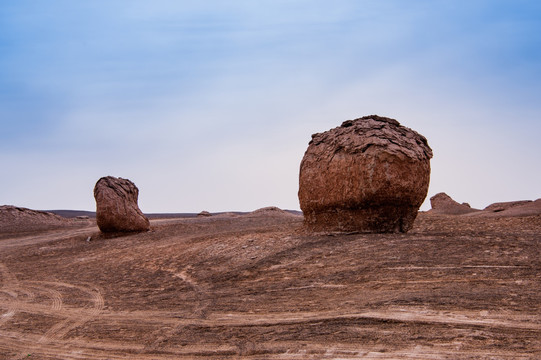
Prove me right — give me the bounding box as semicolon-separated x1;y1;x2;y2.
298;115;433;233
484;200;533;213
94;176;150;232
197;211;212;217
0;205;72;233
496;199;541;216
473;199;541;217
429;192;479;215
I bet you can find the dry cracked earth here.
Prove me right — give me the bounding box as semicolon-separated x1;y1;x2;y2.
0;211;540;359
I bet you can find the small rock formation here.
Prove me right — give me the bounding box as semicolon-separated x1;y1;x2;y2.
429;193;479;215
247;206;301;217
298;115;432;233
93;176;150;232
197;211;212;217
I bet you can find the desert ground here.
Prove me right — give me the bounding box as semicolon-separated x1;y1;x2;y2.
0;208;540;359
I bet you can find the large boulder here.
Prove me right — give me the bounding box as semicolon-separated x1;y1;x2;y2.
429;192;479;215
298;115;432;233
94;176;150;232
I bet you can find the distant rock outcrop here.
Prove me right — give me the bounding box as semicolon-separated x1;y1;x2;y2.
94;176;150;232
298;115;432;233
484;200;533;213
429;193;479;215
197;211;212;217
247;207;300;217
0;205;73;233
481;199;541;217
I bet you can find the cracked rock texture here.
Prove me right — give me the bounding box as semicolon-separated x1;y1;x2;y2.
94;176;150;232
298;115;433;233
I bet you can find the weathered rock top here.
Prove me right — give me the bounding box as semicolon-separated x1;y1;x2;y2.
308;115;433;161
429;192;479;215
93;176;140;203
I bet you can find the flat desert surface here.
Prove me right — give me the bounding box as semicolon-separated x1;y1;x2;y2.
1;210;540;359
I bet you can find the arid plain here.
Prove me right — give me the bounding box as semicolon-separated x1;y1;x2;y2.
0;206;540;359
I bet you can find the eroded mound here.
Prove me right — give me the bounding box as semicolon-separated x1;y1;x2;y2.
247;206;300;217
0;205;73;233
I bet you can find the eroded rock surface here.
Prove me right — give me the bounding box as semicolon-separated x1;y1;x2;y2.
484;200;533;213
0;205;72;233
429;192;479;215
94;176;150;232
479;199;541;217
299;115;433;233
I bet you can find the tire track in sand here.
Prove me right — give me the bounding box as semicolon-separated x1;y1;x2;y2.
144;266;213;352
0;262;19;327
26;284;63;311
0;329;535;360
0;270;105;358
32;281;105;343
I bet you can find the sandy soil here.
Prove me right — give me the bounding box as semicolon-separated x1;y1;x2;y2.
0;211;540;359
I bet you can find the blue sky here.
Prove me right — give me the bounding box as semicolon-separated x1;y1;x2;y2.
1;0;540;212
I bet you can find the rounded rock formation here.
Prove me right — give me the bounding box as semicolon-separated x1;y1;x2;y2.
429;192;479;215
298;115;433;233
94;176;150;232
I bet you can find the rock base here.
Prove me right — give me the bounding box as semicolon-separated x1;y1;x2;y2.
303;205;419;233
